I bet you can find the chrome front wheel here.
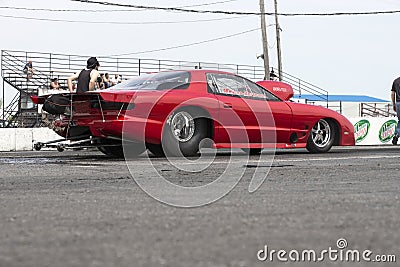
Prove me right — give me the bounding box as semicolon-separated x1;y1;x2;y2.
311;119;331;148
306;119;335;153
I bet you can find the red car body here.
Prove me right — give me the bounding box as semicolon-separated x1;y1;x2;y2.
33;70;355;156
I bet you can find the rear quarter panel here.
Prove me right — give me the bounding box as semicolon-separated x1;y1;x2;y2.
122;75;219;144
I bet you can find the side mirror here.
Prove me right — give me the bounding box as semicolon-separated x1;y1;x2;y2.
256;80;294;101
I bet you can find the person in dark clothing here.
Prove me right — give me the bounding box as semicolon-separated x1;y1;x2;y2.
103;73;111;88
67;57;100;93
50;78;60;90
391;77;400;145
23;60;34;80
269;69;279;81
98;73;105;90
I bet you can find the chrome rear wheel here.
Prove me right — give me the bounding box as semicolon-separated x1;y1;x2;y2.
170;111;195;142
162;110;208;157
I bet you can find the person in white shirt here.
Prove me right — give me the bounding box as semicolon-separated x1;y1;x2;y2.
110;73;122;86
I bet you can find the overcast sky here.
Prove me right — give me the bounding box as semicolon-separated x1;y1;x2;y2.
0;0;399;102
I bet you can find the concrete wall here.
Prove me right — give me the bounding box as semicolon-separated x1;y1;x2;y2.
341;102;361;117
0;128;61;152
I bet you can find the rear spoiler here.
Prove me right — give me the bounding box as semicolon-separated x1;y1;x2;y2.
98;91;135;103
30;93;71;104
31;91;136;105
256;80;294;101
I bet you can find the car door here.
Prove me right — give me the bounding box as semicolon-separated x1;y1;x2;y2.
243;77;293;144
207;73;292;145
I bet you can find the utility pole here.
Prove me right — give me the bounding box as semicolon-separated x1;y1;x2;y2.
259;0;270;80
1;80;3;125
274;0;282;81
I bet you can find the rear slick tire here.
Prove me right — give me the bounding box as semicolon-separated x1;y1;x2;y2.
162;110;208;157
98;145;124;158
146;143;165;157
241;148;262;155
98;140;146;158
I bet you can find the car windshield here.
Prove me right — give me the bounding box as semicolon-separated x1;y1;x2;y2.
111;71;191;90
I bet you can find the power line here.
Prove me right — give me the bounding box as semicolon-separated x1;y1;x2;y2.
71;0;400;16
0;13;245;25
172;0;239;9
0;6;144;12
0;1;239;13
3;1;397;17
107;28;259;57
0;6;134;12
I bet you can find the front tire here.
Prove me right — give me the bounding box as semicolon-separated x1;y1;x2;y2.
162;110;208;157
306;119;335;153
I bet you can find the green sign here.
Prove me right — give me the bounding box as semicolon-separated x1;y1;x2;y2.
354;119;370;143
379;120;397;143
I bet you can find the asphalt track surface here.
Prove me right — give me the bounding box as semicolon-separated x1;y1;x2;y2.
0;146;399;267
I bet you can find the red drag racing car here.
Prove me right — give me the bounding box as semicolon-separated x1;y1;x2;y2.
32;70;355;157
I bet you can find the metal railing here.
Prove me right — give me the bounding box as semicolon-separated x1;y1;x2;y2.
2;93;20;127
361;103;395;117
1;50;268;88
273;67;330;106
1;49;330;127
305;100;343;114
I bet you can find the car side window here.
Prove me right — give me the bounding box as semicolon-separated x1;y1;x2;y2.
206;73;280;101
113;71;191;91
243;78;281;102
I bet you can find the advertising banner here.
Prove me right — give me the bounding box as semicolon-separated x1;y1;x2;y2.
349;117;398;146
